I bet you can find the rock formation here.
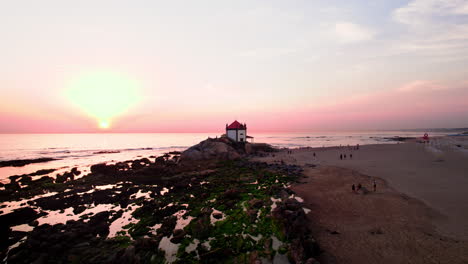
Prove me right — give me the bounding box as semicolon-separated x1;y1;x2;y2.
180;137;276;163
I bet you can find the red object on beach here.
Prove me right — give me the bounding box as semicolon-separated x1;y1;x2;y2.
423;133;429;140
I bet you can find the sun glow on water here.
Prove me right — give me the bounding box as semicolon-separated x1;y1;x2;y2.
66;70;141;129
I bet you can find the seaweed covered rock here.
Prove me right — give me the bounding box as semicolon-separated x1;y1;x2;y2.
273;198;321;263
90;163;117;175
0;207;42;227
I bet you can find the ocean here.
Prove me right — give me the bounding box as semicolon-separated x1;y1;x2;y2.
0;131;457;182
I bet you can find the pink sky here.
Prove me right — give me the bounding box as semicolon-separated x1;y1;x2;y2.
1;79;467;133
1;1;468;133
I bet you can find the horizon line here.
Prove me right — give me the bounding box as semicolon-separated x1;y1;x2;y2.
0;127;466;135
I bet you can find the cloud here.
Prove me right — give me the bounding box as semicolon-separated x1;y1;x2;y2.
393;0;468;25
454;2;468;14
334;22;375;43
397;80;446;92
236;47;297;59
392;0;468;59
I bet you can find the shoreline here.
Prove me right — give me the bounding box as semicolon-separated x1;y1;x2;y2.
1;135;468;263
292;166;468;264
0;140;320;263
253;136;468;263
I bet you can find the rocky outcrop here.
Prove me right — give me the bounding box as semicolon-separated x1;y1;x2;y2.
180;138;242;162
180;137;277;163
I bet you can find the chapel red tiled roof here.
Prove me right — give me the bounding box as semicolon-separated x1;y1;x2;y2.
227;120;245;129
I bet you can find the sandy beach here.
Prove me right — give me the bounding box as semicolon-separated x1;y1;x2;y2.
254;136;468;263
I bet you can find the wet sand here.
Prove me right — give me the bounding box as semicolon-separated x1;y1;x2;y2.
254;136;468;263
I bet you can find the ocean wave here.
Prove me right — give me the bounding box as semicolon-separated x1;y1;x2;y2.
32;146;190;160
39;150;71;154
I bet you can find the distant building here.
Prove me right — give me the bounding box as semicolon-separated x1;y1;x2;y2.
225;120;253;142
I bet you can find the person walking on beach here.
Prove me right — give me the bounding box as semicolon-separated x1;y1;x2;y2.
344;154;347;159
313;152;316;158
357;183;362;191
373;180;377;192
340;154;343;160
350;154;353;159
352;184;355;193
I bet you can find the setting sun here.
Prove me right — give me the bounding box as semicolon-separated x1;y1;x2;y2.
65;70;141;129
2;1;468;263
99;120;110;129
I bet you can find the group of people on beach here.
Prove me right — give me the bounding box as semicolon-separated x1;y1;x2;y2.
339;153;352;160
352;180;377;193
339;144;360;160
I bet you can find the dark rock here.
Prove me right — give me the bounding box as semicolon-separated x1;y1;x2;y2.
284;198;302;211
55;174;67;183
88;211;110;237
189;215;211;240
247;209;258;222
0;158;56;167
248;198;264;209
289;238;305;263
200;207;213;216
383;136;414;142
160;216;177;237
71;167;80;176
131;160;145;170
9;175;21;182
170;229;186;243
18;176;32;185
279;189;290;200
73;206;86;215
0;225;11;251
140;158;151;164
33;176;54;186
121;245;138;263
29;169;56;176
223;189;240;200
134;237;159;250
90;163;117;175
5;181;21;191
115;162;130;171
0;207;41;227
155;156;166;164
273;197;321;262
